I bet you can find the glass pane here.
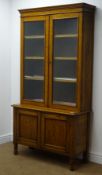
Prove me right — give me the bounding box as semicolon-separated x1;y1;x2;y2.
23;21;45;102
24;80;43;102
25;21;44;35
54;18;77;35
24;60;44;76
53;83;76;105
53;60;76;78
54;38;77;57
52;18;78;106
24;39;44;57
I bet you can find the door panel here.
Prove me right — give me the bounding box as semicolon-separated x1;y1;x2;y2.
16;109;40;147
41;113;69;153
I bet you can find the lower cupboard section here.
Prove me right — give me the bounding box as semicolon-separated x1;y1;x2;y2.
13;107;88;170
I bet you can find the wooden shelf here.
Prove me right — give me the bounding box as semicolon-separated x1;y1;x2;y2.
24;75;44;81
24;35;44;39
54;77;77;83
54;34;78;38
25;56;77;60
25;56;44;60
34;99;43;102
54;57;77;60
25;98;43;102
53;101;76;106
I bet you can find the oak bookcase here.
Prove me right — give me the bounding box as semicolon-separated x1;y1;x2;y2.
12;3;95;170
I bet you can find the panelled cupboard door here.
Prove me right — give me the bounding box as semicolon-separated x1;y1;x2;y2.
49;13;82;111
16;109;40;147
41;113;70;153
21;16;49;106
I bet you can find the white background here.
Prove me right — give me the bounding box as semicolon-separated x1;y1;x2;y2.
0;0;102;163
0;0;11;138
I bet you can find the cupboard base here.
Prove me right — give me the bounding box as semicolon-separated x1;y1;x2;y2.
13;106;89;171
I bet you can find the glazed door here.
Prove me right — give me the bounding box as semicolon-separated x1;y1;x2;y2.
49;13;82;111
21;16;49;106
